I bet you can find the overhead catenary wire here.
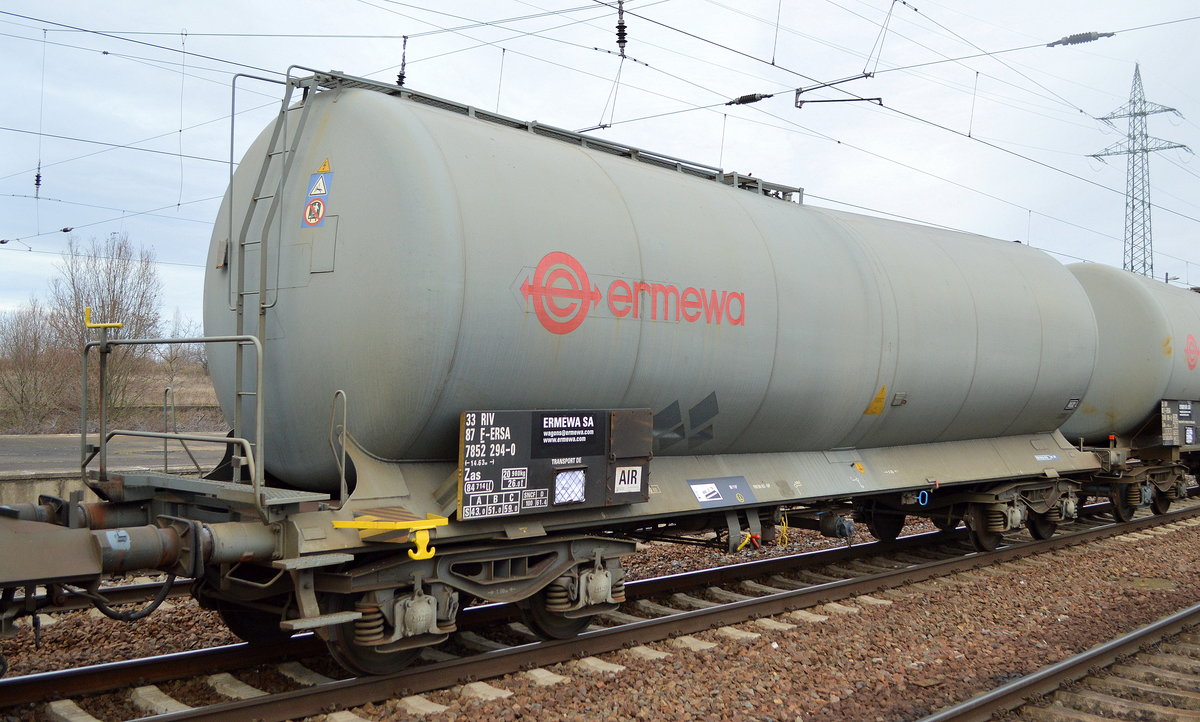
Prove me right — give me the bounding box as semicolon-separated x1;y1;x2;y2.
34;27;46;239
0;126;229;164
698;2;1101;129
0;2;1195;277
0;11;281;75
2;194;212;224
38;3;607;41
862;0;896;75
828;0;1095;116
9;5;1171;260
770;0;782;65
0;243;206;270
0;103;272;184
0;195;222;246
585;1;1200;227
177;28;187;207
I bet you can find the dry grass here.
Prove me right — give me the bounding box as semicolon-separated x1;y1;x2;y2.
148;365;218;406
0;362;223;434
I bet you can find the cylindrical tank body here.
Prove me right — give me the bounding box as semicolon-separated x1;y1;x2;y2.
1060;263;1200;442
204;87;1099;491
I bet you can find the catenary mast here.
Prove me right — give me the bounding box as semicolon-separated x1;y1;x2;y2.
1091;65;1186;278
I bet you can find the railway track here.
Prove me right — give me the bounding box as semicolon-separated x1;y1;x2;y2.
3;499;1198;721
921;601;1200;721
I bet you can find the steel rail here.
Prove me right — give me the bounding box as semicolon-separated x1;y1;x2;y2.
0;637;325;707
917;601;1200;722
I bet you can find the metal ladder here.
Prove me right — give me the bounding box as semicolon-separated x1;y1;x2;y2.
227;72;318;469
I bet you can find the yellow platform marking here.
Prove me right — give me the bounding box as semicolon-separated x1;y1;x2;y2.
332;512;448;560
863;385;888;415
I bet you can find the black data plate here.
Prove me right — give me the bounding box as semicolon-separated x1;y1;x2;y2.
457;409;650;521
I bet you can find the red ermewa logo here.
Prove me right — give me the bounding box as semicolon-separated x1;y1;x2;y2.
520;251;602;334
1187;334;1199;371
519;251;746;335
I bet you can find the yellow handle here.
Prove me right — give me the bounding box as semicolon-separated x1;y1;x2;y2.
84;307;123;329
408;529;436;560
331;514;448;560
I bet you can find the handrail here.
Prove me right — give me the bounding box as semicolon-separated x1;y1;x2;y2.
226;73;288;313
161;387;202;474
81;334;268;520
102;430;258;492
327;389;349;509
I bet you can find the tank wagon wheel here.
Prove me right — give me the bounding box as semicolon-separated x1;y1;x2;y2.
520;589;593;640
1151;490;1172;515
965;504;1003;552
1025;512;1057;541
968;527;1002;552
216;599;296;645
1109;489;1137;523
865;511;906;542
324;597;420;676
326;629;420;677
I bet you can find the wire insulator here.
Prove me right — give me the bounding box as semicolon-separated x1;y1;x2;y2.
726;93;773;106
616;1;627;57
397;35;408;87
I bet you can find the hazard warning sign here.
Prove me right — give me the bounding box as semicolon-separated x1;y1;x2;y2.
301;160;332;229
303;197;326;227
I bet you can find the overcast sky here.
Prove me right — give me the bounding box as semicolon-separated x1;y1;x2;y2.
2;1;1198;326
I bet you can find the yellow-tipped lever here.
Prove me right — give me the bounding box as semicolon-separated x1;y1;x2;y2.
332;514;449;560
84;307;123;329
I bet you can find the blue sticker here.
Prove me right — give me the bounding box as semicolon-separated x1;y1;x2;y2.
301;172;333;228
687;476;758;508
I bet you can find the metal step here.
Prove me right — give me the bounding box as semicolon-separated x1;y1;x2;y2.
119;472;329;507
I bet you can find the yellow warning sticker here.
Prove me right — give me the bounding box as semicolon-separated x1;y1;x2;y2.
853;462;866;474
317;158;331;173
864;385;888;415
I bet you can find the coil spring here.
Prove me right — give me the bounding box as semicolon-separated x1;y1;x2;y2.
985;509;1007;533
1167;483;1181;500
544;580;572;613
354;601;385;644
610;575;626;603
1125;484;1142;507
1046;505;1063;522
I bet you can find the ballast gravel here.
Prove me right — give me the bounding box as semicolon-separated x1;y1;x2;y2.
355;521;1200;722
2;518;1199;721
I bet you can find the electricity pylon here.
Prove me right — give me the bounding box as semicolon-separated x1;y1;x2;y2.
1090;64;1186;278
